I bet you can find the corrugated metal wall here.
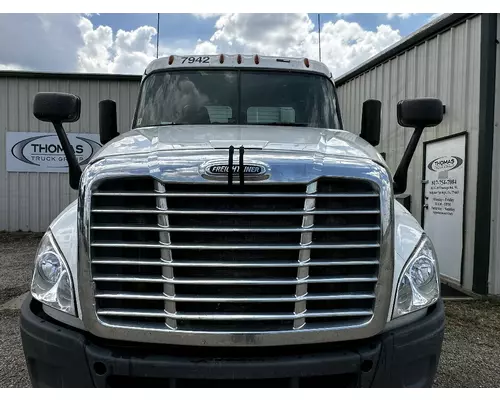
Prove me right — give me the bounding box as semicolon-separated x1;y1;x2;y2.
489;15;500;296
337;15;482;292
0;74;141;232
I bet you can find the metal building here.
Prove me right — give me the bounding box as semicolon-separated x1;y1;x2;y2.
0;71;141;232
336;13;499;297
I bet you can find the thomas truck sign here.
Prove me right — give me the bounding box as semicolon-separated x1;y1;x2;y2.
6;132;102;173
427;156;463;175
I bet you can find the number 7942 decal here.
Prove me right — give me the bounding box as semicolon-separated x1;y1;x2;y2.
181;56;210;64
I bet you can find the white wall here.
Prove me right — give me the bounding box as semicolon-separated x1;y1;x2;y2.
337;15;482;292
0;73;141;232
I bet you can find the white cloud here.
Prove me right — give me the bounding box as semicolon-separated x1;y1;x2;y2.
211;14;315;54
319;21;401;76
0;13;83;72
0;63;26;71
77;17;114;72
387;13;415;20
193;40;218;55
78;16;157;74
192;13;224;19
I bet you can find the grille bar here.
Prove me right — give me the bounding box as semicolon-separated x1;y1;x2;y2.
91;242;380;250
95;292;376;302
91;259;379;267
97;309;374;320
92;275;379;285
93;191;379;198
91;225;381;233
92;208;380;215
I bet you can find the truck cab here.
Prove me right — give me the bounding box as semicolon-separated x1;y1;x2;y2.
20;54;445;388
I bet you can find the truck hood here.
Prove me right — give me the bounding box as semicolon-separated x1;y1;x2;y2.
92;125;387;165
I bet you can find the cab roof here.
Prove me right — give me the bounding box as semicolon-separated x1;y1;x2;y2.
144;54;333;80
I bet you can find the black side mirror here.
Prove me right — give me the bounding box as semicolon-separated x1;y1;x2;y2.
99;100;119;145
33;92;81;123
33;92;82;189
393;97;444;194
360;99;381;146
397;98;443;128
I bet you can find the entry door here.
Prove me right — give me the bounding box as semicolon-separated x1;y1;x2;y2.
422;133;467;283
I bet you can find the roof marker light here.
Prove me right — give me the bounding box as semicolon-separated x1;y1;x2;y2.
254;54;260;65
168;55;174;65
219;54;225;64
304;58;310;68
237;54;242;64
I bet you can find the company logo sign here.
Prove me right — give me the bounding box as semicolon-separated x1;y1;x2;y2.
6;132;102;173
427;156;463;172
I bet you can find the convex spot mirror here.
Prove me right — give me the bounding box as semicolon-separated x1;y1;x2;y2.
397;98;443;128
33;92;81;123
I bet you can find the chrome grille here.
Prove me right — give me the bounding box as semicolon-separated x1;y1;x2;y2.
90;177;381;333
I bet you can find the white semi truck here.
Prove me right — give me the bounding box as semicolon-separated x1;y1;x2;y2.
20;54;444;388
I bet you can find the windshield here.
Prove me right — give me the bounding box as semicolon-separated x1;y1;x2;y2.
134;70;341;129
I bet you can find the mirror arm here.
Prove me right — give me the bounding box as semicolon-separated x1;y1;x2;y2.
393;126;424;195
52;122;82;190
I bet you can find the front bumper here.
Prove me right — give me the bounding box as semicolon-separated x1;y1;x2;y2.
20;295;445;387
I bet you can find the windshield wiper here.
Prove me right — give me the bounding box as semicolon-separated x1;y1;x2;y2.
248;122;308;127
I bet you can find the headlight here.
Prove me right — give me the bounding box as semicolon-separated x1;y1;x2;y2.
393;234;440;318
31;230;76;316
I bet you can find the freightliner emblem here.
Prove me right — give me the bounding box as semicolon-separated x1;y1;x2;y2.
206;164;266;175
201;158;269;182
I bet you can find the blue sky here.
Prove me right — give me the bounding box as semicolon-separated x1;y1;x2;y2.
0;13;442;76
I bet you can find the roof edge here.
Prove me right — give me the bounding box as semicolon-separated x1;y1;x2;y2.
0;70;142;81
335;13;478;86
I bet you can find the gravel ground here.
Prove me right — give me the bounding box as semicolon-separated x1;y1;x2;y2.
1;232;499;388
0;232;41;388
0;310;30;388
433;300;500;387
0;232;41;305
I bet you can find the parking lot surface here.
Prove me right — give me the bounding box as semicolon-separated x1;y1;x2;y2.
1;232;499;387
